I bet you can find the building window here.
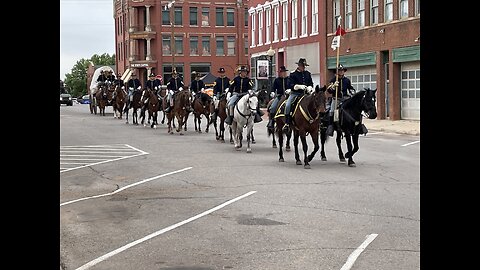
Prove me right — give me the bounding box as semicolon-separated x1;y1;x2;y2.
415;0;420;15
251;13;256;46
174;7;182;25
175;36;183;55
311;0;318;34
282;2;288;40
265;8;271;44
357;0;365;27
227;36;235;56
190;36;198;55
190;7;198;26
227;8;235;26
371;0;378;25
202;7;210;26
216;36;225;56
244;34;249;55
258;11;264;44
202;36;210;55
385;0;393;22
301;0;307;36
399;0;408;19
163;64;184;83
190;63;211;81
162;35;171;55
245;8;249;26
273;5;279;41
333;0;340;31
162;9;170;25
216;7;224;26
345;0;352;29
291;0;298;38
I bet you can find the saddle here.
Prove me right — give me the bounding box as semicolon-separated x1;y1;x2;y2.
232;93;247;107
274;94;304;119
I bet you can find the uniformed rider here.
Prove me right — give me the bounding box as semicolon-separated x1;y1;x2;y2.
165;70;189;113
267;65;291;129
211;67;230;122
190;71;205;97
126;73;142;110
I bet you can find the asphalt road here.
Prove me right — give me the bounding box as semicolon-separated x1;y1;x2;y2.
60;104;420;270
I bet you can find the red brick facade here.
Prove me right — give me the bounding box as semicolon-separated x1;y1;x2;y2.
114;0;248;86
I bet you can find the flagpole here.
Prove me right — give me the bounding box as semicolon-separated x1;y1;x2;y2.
335;17;342;104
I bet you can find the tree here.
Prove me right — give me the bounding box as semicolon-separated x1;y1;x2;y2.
63;53;115;97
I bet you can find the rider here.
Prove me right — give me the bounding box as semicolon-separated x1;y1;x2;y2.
211;67;230;122
283;58;314;131
225;66;263;125
165;70;189;113
190;71;205;98
325;64;357;136
267;65;290;129
126;72;142;109
146;72;162;92
97;70;107;83
106;70;116;83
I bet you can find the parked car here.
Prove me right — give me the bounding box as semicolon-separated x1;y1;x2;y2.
60;92;73;106
79;95;91;104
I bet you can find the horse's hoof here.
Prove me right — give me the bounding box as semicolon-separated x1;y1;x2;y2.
252;140;256;144
125;122;129;124
199;130;202;133
235;147;241;151
272;144;277;148
340;158;346;163
180;133;184;135
216;136;220;140
348;161;356;167
286;146;291;152
279;158;284;162
246;148;252;153
221;139;225;143
304;164;311;169
153;125;157;129
296;160;302;165
170;132;174;134
205;129;209;133
321;157;327;161
230;141;234;144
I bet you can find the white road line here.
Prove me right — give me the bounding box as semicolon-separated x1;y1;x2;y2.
60;152;147;173
124;144;149;155
59;148;135;151
60;162;95;165
60;155;127;158
367;132;383;135
401;140;420;147
60;144;128;148
60;158;113;161
60;151;139;154
74;190;257;270
60;167;192;206
340;233;378;270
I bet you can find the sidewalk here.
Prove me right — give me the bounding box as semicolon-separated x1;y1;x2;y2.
260;108;420;136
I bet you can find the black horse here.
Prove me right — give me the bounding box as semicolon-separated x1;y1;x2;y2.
320;88;378;167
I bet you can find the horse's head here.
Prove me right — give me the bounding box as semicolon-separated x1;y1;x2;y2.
106;84;115;103
313;85;327;115
246;90;259;115
362;88;378;119
140;89;149;104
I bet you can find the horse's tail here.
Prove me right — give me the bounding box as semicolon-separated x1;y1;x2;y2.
267;127;274;137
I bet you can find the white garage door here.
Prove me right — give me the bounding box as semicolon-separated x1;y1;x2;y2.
347;66;377;91
401;61;420;120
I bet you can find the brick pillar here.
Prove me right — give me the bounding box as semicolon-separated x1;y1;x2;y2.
388;53;401;120
376;51;385;119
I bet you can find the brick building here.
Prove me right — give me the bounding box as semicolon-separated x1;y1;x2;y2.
326;0;420;120
248;0;327;93
247;0;420;120
114;0;249;86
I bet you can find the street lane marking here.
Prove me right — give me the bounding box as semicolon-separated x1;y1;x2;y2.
74;190;257;270
60;167;192;207
60;144;148;173
401;140;420;147
340;233;378;270
367;132;383;135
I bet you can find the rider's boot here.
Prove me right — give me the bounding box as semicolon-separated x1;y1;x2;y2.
225;106;234;125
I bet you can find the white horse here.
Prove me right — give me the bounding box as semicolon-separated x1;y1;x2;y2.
230;91;259;153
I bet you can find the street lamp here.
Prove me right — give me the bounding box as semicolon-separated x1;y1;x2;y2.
266;46;275;99
165;1;176;74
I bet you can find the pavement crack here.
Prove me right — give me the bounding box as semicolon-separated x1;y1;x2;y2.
169;176;215;188
249;201;419;221
369;248;419;253
213;246;357;256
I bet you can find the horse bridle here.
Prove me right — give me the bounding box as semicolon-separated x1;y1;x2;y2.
235;94;256;120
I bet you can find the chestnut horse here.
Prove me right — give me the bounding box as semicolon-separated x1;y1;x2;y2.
95;83;114;116
192;92;213;133
140;88;160;128
112;81;126;119
166;89;192;135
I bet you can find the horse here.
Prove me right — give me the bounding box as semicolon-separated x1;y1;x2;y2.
192;92;213;133
166;89;192;135
319;88;378;167
95;83;113;116
230;91;259;153
210;94;228;142
157;87;168;125
124;88;143;125
140;88;160;129
275;85;327;168
112;81;126;119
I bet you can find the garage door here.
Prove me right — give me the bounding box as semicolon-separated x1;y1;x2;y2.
346;66;378;110
401;62;420;120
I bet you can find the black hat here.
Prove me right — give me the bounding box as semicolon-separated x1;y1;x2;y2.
278;66;288;72
295;58;309;66
337;64;347;72
149;72;156;77
218;67;226;73
238;66;248;72
192;71;201;77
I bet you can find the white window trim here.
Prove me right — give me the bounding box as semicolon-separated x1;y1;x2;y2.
265;5;271;44
250;9;256;48
311;0;318;35
301;0;308;36
291;0;298;39
370;0;379;25
399;0;409;19
345;0;352;30
258;9;264;46
333;0;341;31
385;0;393;22
281;0;288;41
273;3;279;42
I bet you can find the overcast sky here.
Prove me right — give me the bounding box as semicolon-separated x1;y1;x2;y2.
60;0;116;80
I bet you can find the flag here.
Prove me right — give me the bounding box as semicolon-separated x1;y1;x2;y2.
335;25;346;36
331;36;340;50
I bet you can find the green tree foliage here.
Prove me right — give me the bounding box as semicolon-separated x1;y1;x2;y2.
63;53;115;97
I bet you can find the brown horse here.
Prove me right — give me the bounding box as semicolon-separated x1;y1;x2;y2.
192;92;213;133
95;83;113;116
276;85;327;168
157;87;168;125
125;88;143;125
112;82;126;119
210;94;228;142
166;89;192;135
140;88;160;128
